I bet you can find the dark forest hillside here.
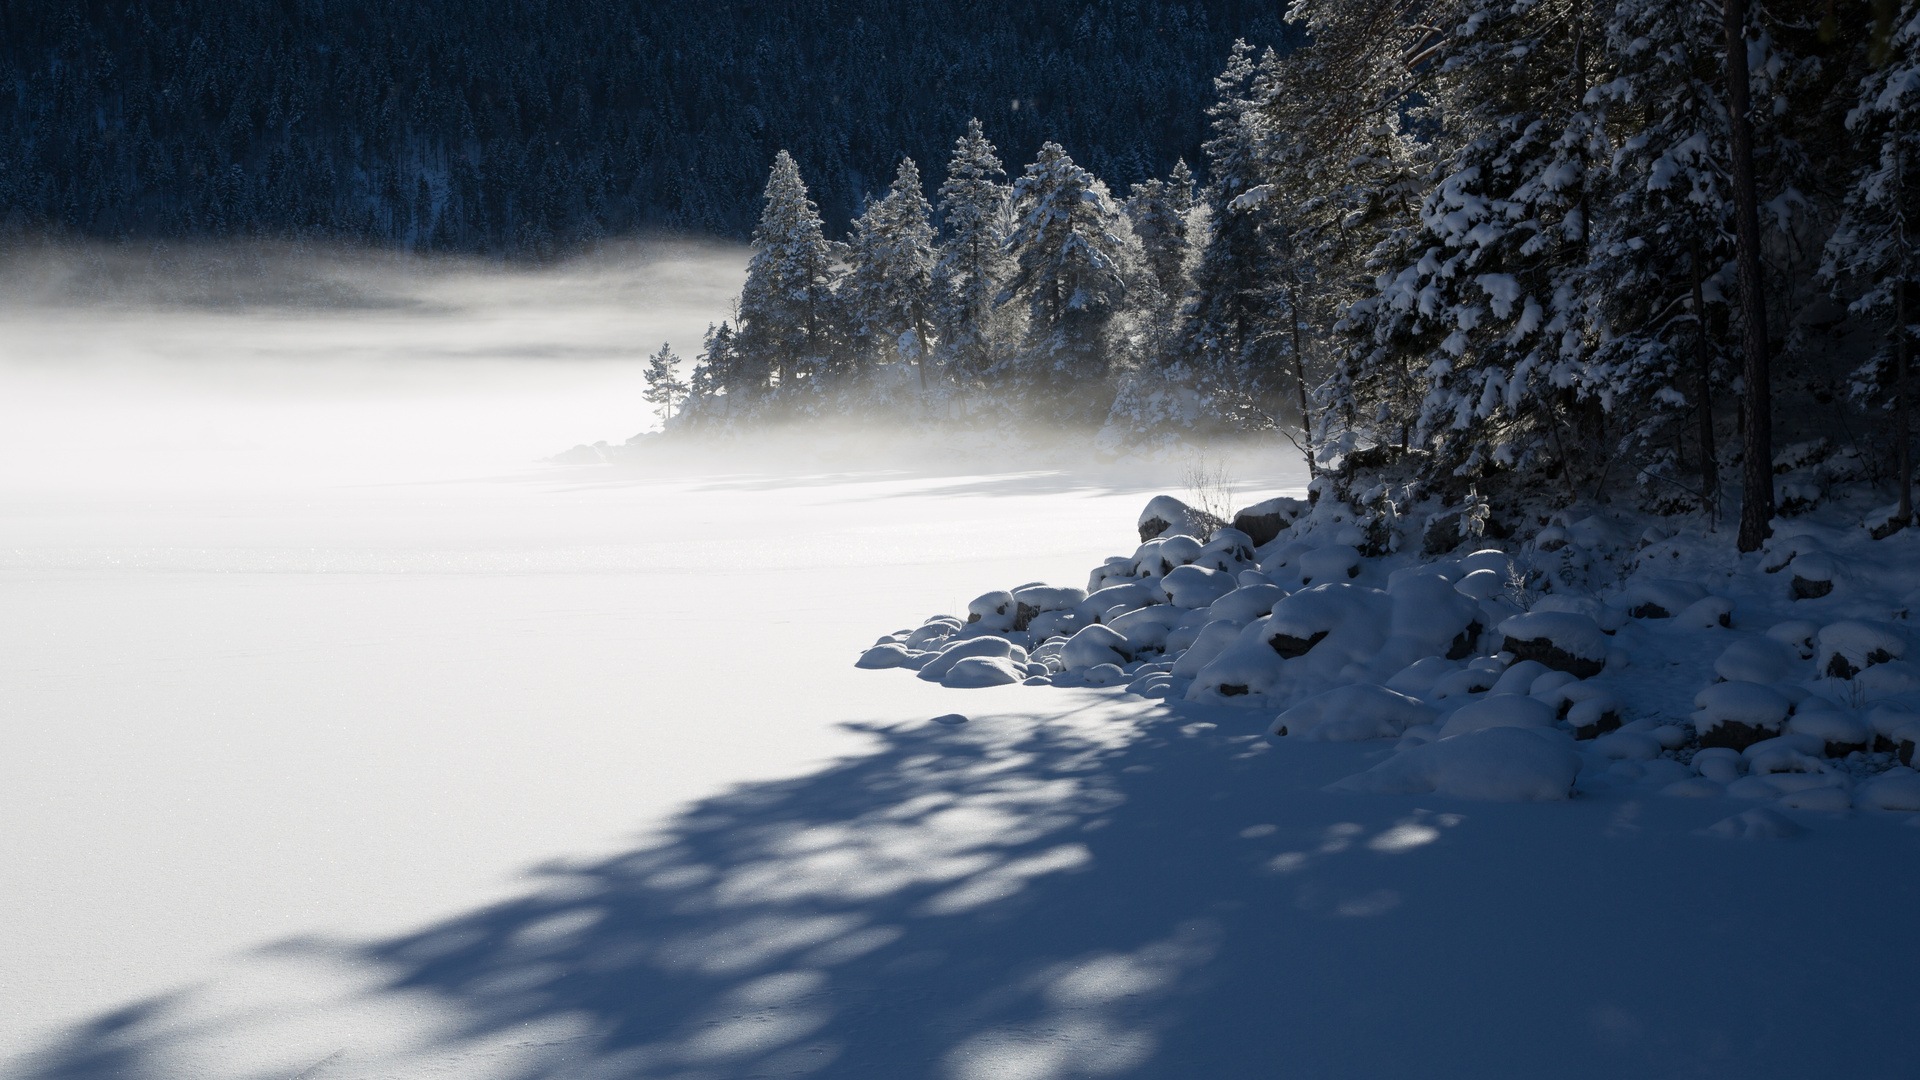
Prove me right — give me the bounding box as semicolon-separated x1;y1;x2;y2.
0;0;1292;255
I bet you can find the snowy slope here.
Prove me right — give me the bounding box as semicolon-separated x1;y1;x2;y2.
3;340;1919;1079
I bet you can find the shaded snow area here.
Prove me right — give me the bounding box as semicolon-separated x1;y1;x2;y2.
863;492;1920;826
1;350;1917;1080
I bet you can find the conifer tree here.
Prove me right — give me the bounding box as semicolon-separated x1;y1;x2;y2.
841;157;938;389
1344;0;1607;484
643;342;689;424
1587;0;1740;514
934;119;1012;390
1126;170;1193;309
1826;3;1920;531
736;150;839;393
1001;141;1134;421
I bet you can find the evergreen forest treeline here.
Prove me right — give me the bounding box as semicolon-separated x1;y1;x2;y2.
0;0;1291;255
661;1;1920;549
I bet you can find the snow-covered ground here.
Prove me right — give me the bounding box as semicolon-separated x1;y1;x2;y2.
4;296;1919;1079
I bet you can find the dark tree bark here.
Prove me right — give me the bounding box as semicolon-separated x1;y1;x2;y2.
1725;0;1774;552
1691;239;1719;516
1899;281;1912;527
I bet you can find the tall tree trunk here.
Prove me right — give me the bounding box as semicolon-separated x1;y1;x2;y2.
1691;238;1719;518
1899;283;1912;526
1286;268;1315;479
1725;0;1774;552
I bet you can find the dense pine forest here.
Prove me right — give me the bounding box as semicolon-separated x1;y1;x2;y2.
657;1;1920;552
0;0;1290;252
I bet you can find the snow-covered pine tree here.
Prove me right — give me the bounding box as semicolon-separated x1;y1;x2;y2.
1001;141;1137;423
1126;170;1192;309
1825;2;1920;531
1174;41;1286;430
1239;1;1429;475
643;342;688;424
1583;0;1740;514
735;150;839;399
1167;158;1196;214
840;157;938;393
1344;0;1608;491
683;320;743;422
933;119;1012;393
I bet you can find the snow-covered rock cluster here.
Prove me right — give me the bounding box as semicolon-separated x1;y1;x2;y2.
859;493;1920;810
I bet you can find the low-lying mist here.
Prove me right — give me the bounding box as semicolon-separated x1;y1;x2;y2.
0;237;748;491
0;236;1310;501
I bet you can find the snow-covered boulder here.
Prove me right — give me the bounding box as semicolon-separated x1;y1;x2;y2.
1692;747;1743;784
1789;552;1837;600
1379;572;1484;668
1060;624;1132;671
1530;594;1625;633
1026;609;1088;642
919;636;1025;682
903;618;962;650
1767;620;1819;659
1815;620;1904;680
1012;585;1086;628
1488;659;1551;696
1692;681;1791;750
942;656;1024;688
1859;769;1920;811
1497;611;1608;678
1677;595;1734;629
1260;583;1388;659
1329;726;1581;802
1870;704;1918;753
1231;497;1307;547
1714;637;1795;684
856;643;921;669
1437;694;1556;739
1786;709;1870;757
1170;621;1243;678
966;591;1017;631
1206;583;1286;624
1161;564;1237;609
1138;495;1213;542
1385;656;1460;697
1296;545;1362;586
1147;535;1204;575
1106;604;1191;654
1564;689;1622;740
1269;684;1438;741
1195;528;1258;574
1623;578;1707;619
1080;581;1164;621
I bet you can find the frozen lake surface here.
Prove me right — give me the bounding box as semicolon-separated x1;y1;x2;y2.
3;284;1918;1079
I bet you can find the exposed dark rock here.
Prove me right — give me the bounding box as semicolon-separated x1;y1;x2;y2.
1571;712;1622;740
1697;720;1780;752
1825;648;1895;680
1870;512;1911;541
1218;684;1249;697
1791;575;1833;600
1269;630;1328;659
1627;603;1671;619
1824;739;1868;757
1501;634;1606;678
1014;602;1039;631
1139;517;1174;543
1447;622;1483;661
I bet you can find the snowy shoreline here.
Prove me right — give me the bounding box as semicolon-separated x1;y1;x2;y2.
861;490;1920;823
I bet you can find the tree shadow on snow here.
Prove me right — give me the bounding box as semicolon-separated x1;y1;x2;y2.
15;696;1920;1080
